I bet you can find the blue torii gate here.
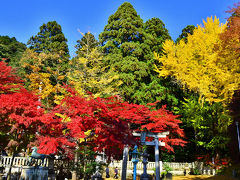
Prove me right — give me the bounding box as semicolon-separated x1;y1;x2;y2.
121;131;169;180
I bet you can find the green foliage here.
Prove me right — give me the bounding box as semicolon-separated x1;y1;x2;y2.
27;21;69;57
99;2;149;103
177;95;232;155
161;171;167;178
163;163;173;173
144;17;171;54
99;2;180;107
176;25;195;43
161;151;175;162
0;35;26;68
190;168;201;175
74;147;104;179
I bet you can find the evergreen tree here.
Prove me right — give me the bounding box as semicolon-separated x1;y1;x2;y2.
21;21;70;107
27;21;69;57
139;17;181;108
25;21;69;86
0;36;26;68
99;2;180;108
99;2;149;103
144;17;171;54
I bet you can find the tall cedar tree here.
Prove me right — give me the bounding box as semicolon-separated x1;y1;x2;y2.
99;2;176;106
27;21;69;74
99;2;148;104
28;21;69;56
144;18;171;54
23;21;70;107
141;17;182;108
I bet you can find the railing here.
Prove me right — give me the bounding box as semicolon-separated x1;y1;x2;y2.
0;156;48;167
109;160;215;175
0;156;215;175
109;161;157;170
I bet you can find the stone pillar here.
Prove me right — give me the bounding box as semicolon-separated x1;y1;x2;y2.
140;150;150;180
48;158;55;180
121;145;129;180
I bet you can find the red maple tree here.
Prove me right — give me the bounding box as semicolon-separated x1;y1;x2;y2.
37;88;186;159
0;61;22;94
0;62;186;160
0;62;44;152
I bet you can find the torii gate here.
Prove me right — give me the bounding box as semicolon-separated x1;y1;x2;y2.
121;131;169;180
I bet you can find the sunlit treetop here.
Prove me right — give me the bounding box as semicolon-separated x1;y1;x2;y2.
155;17;240;104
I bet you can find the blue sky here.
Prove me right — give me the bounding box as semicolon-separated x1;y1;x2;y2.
0;0;238;57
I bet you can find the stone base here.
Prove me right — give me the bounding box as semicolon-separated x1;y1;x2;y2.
140;173;151;180
20;166;48;180
91;171;102;180
165;173;172;180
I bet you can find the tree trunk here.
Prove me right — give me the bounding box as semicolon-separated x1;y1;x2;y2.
72;152;78;180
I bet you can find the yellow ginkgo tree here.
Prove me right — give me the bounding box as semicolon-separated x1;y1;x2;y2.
155;16;240;105
154;16;240;159
20;49;69;108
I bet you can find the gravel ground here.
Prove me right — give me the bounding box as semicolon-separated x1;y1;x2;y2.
103;175;238;180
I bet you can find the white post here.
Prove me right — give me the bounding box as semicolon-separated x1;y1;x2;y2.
159;161;163;172
121;145;129;180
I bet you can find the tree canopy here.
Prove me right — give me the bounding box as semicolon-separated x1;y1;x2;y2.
27;21;69;57
75;32;99;58
99;2;178;106
0;62;186;159
0;36;26;68
155;17;239;104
